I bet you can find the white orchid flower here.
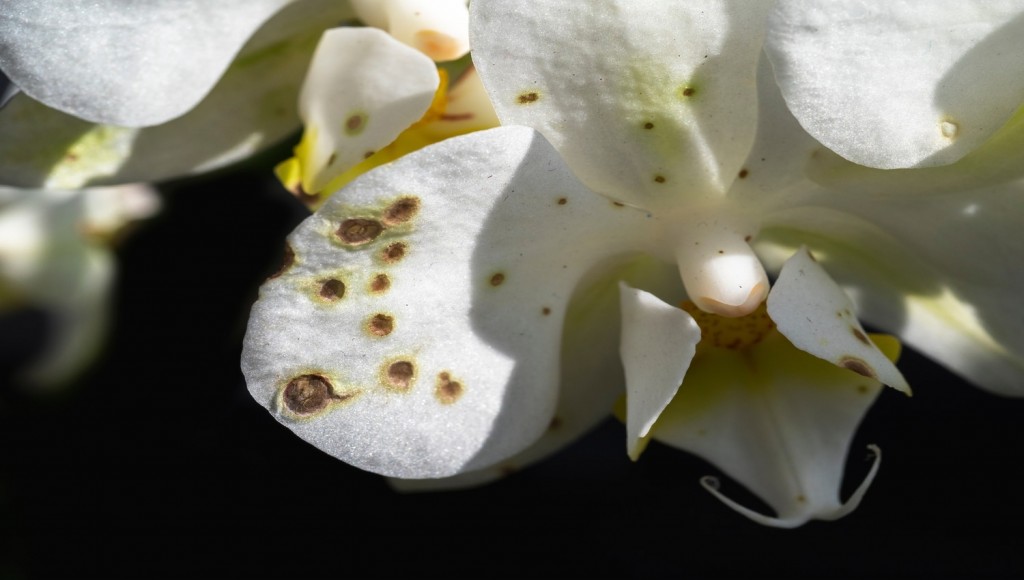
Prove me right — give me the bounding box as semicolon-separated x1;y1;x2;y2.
0;184;159;386
0;0;475;190
241;0;1024;528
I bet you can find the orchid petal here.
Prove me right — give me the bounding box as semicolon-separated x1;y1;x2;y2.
470;1;771;209
0;0;296;126
768;247;911;395
242;127;654;478
765;0;1024;169
393;257;685;490
289;27;439;195
650;330;892;527
619;284;700;460
0;0;351;189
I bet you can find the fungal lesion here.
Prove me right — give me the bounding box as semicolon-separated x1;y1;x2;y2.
435;371;465;404
382;196;421;226
366;313;395;337
278;373;357;418
516;90;540;105
369;273;391;294
381;359;416;392
336;217;384;246
267;243;296;280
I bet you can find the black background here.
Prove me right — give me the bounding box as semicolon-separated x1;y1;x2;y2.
3;152;1024;579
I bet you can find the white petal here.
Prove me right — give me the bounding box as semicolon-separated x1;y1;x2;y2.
767;247;911;394
765;0;1024;169
470;0;772;209
385;0;470;61
295;27;439;194
242;127;654;478
651;331;886;528
393;257;685;490
759;186;1024;397
0;0;294;126
0;0;352;188
619;284;700;460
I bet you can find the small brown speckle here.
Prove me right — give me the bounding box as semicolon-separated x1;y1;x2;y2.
681;86;696;97
363;151;375;159
268;244;295;279
542;307;551;316
383;196;420;225
744;235;752;242
557;197;567;205
370;273;390;293
345;112;367;135
548;416;563;430
738;168;749;179
857;385;870;394
327;152;337;166
612;201;625;207
643;122;654;130
490;272;506;287
283;374;335;415
653;174;666;184
517;91;540;104
319;278;345;301
337;218;383;246
385;360;415;391
852;328;870;345
368;314;395;337
382;242;407;263
796;494;807;503
717;249;725;254
839;356;876;379
435;371;464;404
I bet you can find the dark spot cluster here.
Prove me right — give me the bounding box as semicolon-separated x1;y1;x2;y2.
517;91;540;104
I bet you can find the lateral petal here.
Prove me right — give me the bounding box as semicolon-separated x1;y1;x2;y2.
242;127;653;478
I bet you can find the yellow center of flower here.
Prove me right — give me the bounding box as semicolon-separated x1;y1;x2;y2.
680;300;774;352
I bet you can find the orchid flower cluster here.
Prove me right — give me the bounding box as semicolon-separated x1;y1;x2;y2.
3;1;1024;528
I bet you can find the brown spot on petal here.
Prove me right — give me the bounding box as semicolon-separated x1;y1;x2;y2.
653;174;666;184
517;91;540;105
612;201;625;208
327;152;337;167
435;372;464;404
384;360;415;391
382;242;407;263
796;494;807;503
839;356;876;379
738;168;749;179
857;384;870;395
490;273;506;287
383;196;420;226
345;112;367;135
643;122;655;130
557;197;567;205
542;307;551;316
680;86;696;97
268;244;295;280
283;374;336;415
370;273;390;293
337;219;383;246
852;328;870;345
368;314;395;337
318;278;345;301
548;416;563;431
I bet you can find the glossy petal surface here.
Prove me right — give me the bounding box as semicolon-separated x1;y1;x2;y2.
0;0;350;188
766;0;1024;168
242;127;654;477
471;0;771;209
0;0;291;126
